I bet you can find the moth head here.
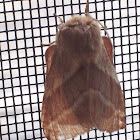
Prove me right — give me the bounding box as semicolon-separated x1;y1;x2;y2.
56;15;102;46
54;0;104;48
53;0;104;56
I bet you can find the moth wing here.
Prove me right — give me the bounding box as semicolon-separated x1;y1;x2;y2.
102;36;114;62
41;46;85;140
87;38;126;133
45;45;56;74
42;38;126;139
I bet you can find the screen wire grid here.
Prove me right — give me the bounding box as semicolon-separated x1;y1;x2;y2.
0;0;139;140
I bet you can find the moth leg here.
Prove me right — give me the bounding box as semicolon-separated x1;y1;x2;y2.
95;20;110;38
41;41;56;46
54;13;64;23
100;24;110;38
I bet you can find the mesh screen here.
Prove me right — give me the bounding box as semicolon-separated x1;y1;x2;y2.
0;0;139;140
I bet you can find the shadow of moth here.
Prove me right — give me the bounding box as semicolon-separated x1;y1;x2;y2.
42;0;126;139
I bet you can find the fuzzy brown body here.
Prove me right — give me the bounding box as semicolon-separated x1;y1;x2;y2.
42;16;126;140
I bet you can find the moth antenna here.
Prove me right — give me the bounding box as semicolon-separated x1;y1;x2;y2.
85;0;109;38
94;19;110;38
53;13;64;23
41;41;56;46
85;0;90;17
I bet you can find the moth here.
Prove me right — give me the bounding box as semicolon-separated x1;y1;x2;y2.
42;0;126;139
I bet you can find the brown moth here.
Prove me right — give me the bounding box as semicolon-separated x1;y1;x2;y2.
42;1;126;139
